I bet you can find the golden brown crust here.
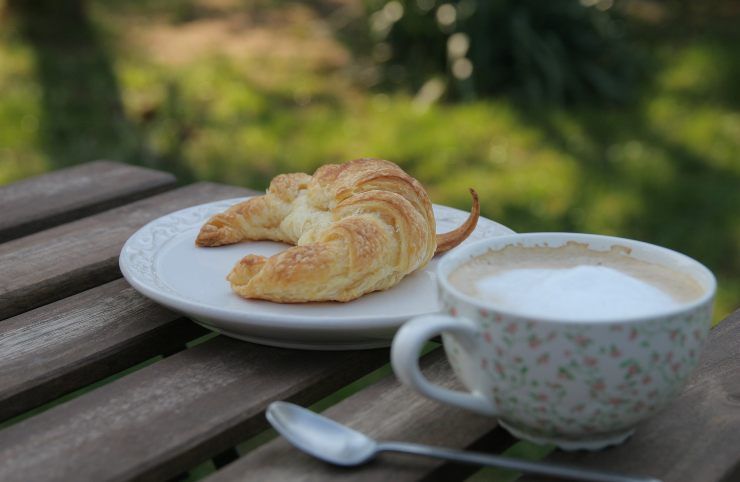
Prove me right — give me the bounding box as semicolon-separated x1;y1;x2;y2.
196;158;478;302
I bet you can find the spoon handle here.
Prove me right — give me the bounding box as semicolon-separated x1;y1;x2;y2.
376;442;660;482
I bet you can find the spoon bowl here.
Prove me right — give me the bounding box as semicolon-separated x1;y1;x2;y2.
267;401;377;466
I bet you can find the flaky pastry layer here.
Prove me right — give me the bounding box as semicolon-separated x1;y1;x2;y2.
196;158;477;302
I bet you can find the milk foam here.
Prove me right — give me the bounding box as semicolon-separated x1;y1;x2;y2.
474;265;682;320
448;242;705;320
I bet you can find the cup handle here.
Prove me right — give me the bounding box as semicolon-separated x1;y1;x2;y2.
391;314;498;416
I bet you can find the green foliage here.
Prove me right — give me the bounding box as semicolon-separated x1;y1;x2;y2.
0;1;738;321
366;0;642;104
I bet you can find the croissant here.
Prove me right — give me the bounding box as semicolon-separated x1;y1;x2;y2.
196;158;479;302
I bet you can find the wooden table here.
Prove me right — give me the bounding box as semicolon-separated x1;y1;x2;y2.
1;161;738;482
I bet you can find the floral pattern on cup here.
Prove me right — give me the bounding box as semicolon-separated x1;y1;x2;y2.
440;290;712;440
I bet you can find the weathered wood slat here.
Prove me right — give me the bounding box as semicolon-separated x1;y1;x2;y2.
0;160;176;242
0;182;255;320
207;351;506;482
0;278;208;422
522;309;740;482
0;337;389;482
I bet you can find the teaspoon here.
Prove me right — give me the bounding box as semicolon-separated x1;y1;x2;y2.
266;402;661;482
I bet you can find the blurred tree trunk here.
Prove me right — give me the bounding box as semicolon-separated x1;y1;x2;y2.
6;0;142;167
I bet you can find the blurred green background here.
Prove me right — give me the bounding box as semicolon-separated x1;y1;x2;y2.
0;0;738;321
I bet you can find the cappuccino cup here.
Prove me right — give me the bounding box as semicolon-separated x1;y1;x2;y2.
391;233;715;450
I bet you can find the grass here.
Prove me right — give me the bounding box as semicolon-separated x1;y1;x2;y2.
1;0;738;326
465;440;555;482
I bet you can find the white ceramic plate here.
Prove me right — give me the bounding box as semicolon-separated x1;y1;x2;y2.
120;197;514;350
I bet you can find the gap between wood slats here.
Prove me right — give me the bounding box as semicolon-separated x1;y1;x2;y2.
0;335;390;482
0;331;217;432
173;346;434;482
205;349;512;482
225;343;437;457
0;278;209;422
0;181;254;320
459;439;552;482
0;355;163;432
0;160;176;242
171;363;399;482
719;462;740;482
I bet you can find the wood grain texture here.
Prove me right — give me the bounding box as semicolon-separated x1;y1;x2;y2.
521;309;740;482
0;278;207;422
207;350;504;482
0;160;176;242
0;337;389;482
0;182;256;320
